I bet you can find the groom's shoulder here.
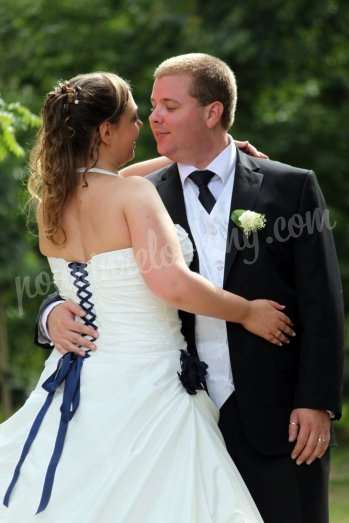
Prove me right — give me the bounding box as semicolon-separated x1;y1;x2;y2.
238;151;321;200
250;155;315;193
255;157;311;179
146;163;177;186
238;151;312;184
254;158;313;180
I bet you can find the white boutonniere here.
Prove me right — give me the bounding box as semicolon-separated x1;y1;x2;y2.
231;209;266;237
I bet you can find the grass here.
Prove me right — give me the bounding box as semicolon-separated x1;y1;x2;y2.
329;405;349;523
330;477;349;523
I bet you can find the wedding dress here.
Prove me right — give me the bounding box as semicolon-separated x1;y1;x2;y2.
0;224;263;522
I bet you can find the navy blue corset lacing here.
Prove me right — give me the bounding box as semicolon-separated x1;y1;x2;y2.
3;262;97;514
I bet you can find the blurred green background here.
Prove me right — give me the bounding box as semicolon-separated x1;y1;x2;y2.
0;0;348;520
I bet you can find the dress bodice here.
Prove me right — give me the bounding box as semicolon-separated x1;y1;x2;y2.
47;224;194;354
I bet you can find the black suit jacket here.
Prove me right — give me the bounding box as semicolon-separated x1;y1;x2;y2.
35;150;344;455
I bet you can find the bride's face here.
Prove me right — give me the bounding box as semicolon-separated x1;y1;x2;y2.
110;94;143;167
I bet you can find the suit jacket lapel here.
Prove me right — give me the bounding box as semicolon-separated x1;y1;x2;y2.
156;164;199;273
223;150;264;286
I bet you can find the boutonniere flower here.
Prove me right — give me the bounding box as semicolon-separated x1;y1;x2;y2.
231;209;266;237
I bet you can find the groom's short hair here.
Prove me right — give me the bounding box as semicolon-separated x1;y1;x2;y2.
154;53;237;130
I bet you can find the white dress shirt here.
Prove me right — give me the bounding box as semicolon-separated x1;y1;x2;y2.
178;137;237;409
40;301;62;345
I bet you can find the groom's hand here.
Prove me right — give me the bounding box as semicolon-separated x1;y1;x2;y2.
289;408;331;465
47;301;98;356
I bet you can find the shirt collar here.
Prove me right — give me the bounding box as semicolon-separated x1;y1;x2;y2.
178;135;237;186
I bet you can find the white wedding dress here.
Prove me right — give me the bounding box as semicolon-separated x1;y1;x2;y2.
0;225;263;522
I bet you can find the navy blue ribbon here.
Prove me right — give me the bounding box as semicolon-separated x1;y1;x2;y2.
3;351;89;513
3;262;97;513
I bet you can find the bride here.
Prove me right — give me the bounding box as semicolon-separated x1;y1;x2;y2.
0;72;293;522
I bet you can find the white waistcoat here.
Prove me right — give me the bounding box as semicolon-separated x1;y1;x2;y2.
183;170;235;409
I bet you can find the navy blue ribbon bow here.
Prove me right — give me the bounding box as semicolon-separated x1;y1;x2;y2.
3;351;89;513
177;349;208;395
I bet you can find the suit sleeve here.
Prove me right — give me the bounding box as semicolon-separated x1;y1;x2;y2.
293;171;344;418
34;292;63;349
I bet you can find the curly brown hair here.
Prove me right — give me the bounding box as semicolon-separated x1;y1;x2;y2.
28;72;130;244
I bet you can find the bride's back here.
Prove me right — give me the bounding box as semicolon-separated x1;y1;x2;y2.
39;172;132;262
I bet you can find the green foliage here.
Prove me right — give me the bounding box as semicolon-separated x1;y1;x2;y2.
0;94;42;413
0;97;40;161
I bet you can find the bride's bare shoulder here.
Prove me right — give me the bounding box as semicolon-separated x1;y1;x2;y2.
119;175;158;198
117;175;164;216
120;174;154;188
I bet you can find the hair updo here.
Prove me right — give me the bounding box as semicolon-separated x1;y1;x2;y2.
28;72;130;245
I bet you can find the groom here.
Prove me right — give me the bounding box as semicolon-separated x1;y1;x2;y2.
35;54;344;523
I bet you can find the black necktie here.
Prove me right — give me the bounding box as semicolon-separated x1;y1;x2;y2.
189;170;216;214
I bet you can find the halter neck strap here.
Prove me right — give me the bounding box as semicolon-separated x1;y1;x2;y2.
76;167;119;177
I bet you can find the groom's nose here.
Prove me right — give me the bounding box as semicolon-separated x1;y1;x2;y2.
149;105;163;125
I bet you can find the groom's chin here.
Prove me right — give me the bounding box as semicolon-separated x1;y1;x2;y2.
156;143;177;162
155;142;169;158
155;141;165;154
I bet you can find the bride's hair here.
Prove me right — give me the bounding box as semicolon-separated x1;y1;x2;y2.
28;72;130;245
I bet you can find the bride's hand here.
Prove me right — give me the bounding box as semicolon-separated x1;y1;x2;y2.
234;140;269;159
241;300;295;346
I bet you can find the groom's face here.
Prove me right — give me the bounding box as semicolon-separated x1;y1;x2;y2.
149;74;209;164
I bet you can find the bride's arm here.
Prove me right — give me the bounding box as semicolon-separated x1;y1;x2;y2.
123;176;294;345
120;157;172;177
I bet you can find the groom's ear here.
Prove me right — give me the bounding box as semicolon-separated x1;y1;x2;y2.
205;101;224;129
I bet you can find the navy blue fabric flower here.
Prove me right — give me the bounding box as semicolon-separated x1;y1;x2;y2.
177;349;208;395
